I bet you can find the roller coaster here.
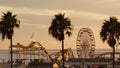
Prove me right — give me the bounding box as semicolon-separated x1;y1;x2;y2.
11;40;74;65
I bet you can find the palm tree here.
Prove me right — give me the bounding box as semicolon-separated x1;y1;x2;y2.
100;16;120;68
48;13;73;68
0;11;20;68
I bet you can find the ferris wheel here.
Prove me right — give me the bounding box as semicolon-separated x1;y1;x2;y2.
76;28;95;58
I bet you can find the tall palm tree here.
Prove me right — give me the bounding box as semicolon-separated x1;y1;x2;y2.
100;16;120;68
0;11;20;68
48;13;73;68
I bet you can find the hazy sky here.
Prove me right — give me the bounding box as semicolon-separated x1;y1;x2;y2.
0;0;120;50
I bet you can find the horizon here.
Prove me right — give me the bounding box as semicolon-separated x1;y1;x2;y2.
0;0;120;50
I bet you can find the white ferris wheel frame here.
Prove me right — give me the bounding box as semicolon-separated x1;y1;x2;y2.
76;28;95;58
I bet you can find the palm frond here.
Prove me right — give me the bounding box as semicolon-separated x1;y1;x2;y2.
48;13;73;41
0;11;20;40
100;16;120;47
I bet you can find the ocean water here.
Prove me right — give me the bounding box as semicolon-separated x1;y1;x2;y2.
0;49;120;63
0;50;9;63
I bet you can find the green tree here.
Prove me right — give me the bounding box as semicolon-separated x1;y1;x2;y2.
0;11;20;68
100;16;120;68
48;13;73;68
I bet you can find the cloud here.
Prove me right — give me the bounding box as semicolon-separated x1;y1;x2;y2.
22;23;49;29
0;5;109;19
0;6;10;10
0;6;12;16
66;10;109;20
0;5;71;16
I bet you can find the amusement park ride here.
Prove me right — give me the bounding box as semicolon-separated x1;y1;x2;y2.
11;40;74;65
76;28;120;59
76;28;95;58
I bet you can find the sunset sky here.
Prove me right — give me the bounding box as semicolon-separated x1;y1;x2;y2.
0;0;120;50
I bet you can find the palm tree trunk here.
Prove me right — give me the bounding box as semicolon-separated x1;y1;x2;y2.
62;40;64;68
113;46;115;68
10;37;13;68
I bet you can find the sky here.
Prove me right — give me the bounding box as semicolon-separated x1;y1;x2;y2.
0;0;120;50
